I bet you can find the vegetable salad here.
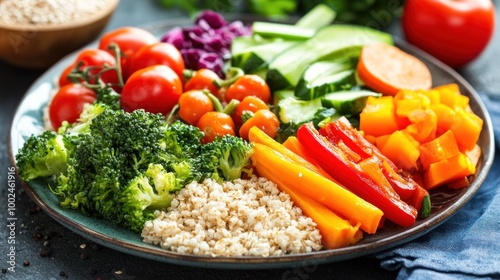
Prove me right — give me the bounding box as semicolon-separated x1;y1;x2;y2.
14;5;483;253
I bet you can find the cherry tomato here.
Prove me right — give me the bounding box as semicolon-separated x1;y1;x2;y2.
184;68;221;96
178;90;214;125
59;49;119;89
121;65;182;115
225;74;271;104
128;42;185;83
238;109;279;141
402;0;496;68
196;112;236;143
232;95;270;128
98;27;158;80
58;63;76;87
48;84;97;130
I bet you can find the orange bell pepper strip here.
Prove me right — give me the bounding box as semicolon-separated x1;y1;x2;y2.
250;142;384;234
255;160;363;249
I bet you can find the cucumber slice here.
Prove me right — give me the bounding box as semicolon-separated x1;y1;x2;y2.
295;4;337;28
252;21;317;40
321;90;381;115
295;59;356;100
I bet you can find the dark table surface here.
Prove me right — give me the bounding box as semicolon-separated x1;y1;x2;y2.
1;1;499;279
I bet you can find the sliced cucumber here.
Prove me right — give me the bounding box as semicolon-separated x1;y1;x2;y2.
231;36;297;73
321;90;381;115
295;4;337;28
252;21;317;40
295;58;356;100
266;24;393;91
277;96;324;124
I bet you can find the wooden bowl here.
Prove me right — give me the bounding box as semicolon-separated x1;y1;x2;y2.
0;0;119;69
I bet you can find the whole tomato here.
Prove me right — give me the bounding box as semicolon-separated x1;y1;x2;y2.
224;74;271;104
98;27;158;80
127;42;185;83
178;90;214;125
58;49;119;89
49;84;97;130
402;0;496;68
196;111;236;144
120;65;183;115
184;68;221;96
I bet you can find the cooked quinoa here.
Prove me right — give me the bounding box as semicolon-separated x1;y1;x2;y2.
141;176;323;257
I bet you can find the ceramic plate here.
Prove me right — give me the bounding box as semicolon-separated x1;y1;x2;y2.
8;18;495;269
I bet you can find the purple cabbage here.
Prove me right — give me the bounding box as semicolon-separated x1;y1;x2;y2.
161;10;251;77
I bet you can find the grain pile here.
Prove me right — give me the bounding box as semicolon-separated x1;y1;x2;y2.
142;176;323;257
0;0;108;25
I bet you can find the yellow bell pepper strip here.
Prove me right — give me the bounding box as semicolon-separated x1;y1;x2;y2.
254;158;363;249
250;143;384;234
297;122;418;227
319;117;418;201
248;126;336;183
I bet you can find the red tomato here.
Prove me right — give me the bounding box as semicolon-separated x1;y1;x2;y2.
98;27;158;80
128;42;185;83
58;63;76;87
120;65;182;115
59;49;120;89
402;0;496;68
49;84;97;130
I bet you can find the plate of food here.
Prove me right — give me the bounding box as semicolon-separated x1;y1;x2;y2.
9;7;495;269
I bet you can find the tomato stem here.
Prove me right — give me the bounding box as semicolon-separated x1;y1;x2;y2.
205;90;224;112
222;99;240;116
213;67;244;88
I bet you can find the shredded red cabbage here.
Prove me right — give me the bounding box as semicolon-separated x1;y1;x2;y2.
161;10;251;77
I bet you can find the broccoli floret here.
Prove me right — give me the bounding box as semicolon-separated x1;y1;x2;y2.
120;164;175;232
201;135;253;181
50;108;207;232
163;120;204;158
64;103;108;135
15;130;74;181
95;86;121;111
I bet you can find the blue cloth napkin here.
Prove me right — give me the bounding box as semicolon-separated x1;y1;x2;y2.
376;92;500;280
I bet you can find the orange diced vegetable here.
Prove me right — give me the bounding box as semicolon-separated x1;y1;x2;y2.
430;103;456;135
450;108;483;152
435;83;469;110
424;153;476;190
360;96;399;137
405;108;437;143
379;130;420;171
419;130;460;170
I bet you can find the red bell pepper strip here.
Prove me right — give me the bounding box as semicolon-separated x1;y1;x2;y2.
297;122;418;227
319;116;418;201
